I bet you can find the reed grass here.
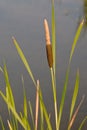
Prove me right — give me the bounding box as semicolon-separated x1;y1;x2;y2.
0;0;87;130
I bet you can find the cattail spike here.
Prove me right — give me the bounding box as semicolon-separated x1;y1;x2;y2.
46;45;53;68
44;19;53;68
44;19;51;45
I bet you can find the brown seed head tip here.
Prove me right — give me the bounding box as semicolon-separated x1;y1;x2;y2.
44;19;51;45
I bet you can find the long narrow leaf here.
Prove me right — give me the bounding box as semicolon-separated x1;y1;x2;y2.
4;63;18;130
69;69;79;120
69;19;84;63
4;63;16;109
68;96;85;130
0;116;5;130
58;65;70;129
78;116;87;130
0;91;30;130
28;101;34;129
23;88;28;120
12;37;36;86
58;19;84;129
39;89;52;130
21;75;28;119
40;98;44;130
21;76;31;129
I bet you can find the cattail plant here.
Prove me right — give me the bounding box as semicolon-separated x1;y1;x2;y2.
0;0;87;130
44;18;58;130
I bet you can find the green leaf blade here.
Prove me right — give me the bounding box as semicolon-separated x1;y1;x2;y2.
69;69;79;120
0;116;5;130
12;37;36;86
78;116;87;130
58;65;70;129
0;91;30;130
4;63;16;110
69;19;84;63
39;89;52;130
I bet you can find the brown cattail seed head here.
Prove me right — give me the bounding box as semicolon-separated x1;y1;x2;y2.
44;19;53;68
46;44;53;68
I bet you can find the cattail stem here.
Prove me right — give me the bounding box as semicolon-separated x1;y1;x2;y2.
50;68;58;130
35;80;39;130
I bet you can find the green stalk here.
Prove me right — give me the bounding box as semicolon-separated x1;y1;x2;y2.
51;1;58;129
51;0;56;77
50;68;58;130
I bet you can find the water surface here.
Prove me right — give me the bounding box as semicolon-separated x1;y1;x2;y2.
0;0;87;129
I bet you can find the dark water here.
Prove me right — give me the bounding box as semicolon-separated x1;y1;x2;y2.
0;0;87;129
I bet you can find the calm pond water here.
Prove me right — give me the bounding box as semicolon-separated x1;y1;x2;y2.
0;0;87;129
